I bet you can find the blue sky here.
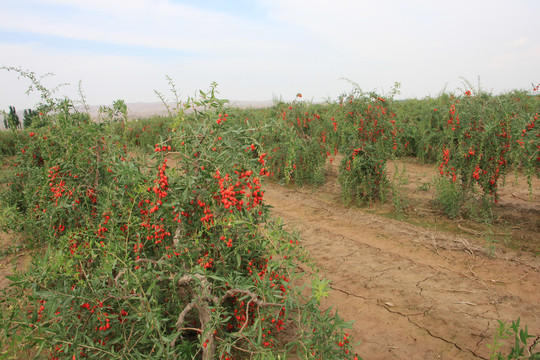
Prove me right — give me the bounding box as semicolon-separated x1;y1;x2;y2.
1;0;539;110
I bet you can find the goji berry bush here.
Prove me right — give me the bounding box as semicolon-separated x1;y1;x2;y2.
254;100;330;186
431;88;539;219
333;84;401;205
0;75;359;360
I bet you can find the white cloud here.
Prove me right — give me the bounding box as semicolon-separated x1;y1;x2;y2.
1;0;286;55
513;37;528;47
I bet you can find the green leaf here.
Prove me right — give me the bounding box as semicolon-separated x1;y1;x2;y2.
236;253;242;268
519;327;530;344
257;320;262;344
34;340;47;357
5;274;21;283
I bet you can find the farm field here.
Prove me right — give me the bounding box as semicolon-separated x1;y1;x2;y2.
2;157;538;360
0;73;539;359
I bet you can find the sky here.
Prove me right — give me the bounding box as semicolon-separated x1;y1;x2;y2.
1;0;539;111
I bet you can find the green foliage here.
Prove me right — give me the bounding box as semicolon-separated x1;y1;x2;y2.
393;97;448;162
99;99;128;123
118;116;173;151
219;82;538;221
0;130;17;156
6;106;20;130
336;81;401;158
250;101;330;187
338;147;388;206
390;163;410;217
433;175;465;219
432;89;539;220
23;109;39;128
488;318;539;359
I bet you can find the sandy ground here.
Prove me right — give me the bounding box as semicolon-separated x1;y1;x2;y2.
263;158;540;359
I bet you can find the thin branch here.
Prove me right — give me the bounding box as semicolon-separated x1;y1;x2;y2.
175;301;196;332
221;288;283;308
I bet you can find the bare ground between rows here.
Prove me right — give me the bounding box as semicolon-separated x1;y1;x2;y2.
263;158;539;360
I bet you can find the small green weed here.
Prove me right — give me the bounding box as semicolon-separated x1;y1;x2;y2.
488;318;539;359
390;163;410;218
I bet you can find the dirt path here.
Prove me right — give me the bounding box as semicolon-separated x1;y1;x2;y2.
263;161;540;359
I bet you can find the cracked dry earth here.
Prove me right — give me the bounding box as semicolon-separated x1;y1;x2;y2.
263;161;540;360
